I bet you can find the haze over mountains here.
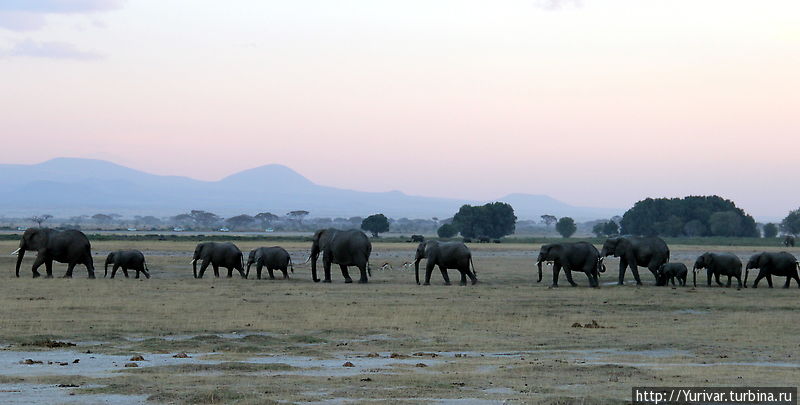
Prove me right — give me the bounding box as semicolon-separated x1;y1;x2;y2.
0;158;620;220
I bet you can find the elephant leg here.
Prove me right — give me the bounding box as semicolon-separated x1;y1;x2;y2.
323;259;332;283
141;266;150;279
629;260;643;286
44;260;53;278
268;268;276;280
564;269;578;287
339;264;353;283
714;272;723;286
111;264;119;279
551;263;561;288
793;273;800;288
227;267;233;278
752;272;765;288
735;274;742;288
670;276;676;286
212;264;220;278
63;263;76;278
256;264;263;280
459;269;467;286
357;262;368;283
617;259;627;285
198;260;210;278
725;275;732;287
439;265;451;285
31;255;46;278
424;262;435;285
122;267;130;278
766;274;774;288
782;276;790;288
466;266;478;285
83;256;96;279
282;268;289;280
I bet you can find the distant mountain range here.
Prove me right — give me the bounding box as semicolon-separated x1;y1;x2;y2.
0;158;620;220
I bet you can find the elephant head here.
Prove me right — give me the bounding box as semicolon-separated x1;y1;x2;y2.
744;252;768;287
190;243;207;279
104;251;117;278
536;244;561;283
13;228;50;277
245;249;259;278
309;229;336;283
655;263;668;286
599;237;621;258
414;241;429;285
693;253;713;287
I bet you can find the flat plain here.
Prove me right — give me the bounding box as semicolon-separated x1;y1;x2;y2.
0;239;798;404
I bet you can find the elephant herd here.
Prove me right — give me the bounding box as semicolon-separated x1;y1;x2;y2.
8;228;800;289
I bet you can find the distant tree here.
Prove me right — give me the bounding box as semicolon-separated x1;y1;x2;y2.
555;217;577;238
92;213;113;225
781;208;800;236
172;214;193;225
226;214;255;230
189;210;220;228
255;212;279;226
139;216;161;226
287;210;310;224
452;202;517;239
708;211;743;237
763;222;779;238
361;214;390;237
29;214;53;227
541;214;557;229
437;223;458;238
603;220;619;236
683;220;707;237
620;196;757;237
69;215;88;225
592;223;606;237
348;216;363;226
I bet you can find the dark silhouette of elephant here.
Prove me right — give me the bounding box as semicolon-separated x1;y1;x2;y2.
414;240;477;286
191;242;245;278
105;250;150;279
656;263;687;286
13;228;95;278
536;242;604;287
693;252;742;288
784;235;795;247
745;252;800;288
247;246;294;280
600;236;670;285
410;235;425;243
308;229;372;283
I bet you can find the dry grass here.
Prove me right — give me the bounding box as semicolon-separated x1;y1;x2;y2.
0;240;798;404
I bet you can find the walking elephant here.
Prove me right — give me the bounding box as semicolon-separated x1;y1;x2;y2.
247;246;293;280
600;236;670;285
744;252;800;288
536;242;604;287
105;250;150;279
191;242;245;278
655;263;687;286
12;228;96;278
693;252;742;288
308;229;372;283
414;240;477;286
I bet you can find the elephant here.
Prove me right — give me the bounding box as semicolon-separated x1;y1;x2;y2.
191;242;245;278
784;235;795;247
414;240;477;286
246;246;294;280
655;263;687;286
600;236;670;285
410;235;425;243
744;252;800;288
12;228;96;278
693;252;742;288
536;242;605;287
105;250;150;279
308;229;372;283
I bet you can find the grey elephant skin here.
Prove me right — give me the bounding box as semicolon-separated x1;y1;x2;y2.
656;263;687;286
14;228;95;278
745;252;800;288
309;229;372;283
536;242;604;287
191;242;246;278
693;252;742;288
247;246;294;280
784;236;795;247
414;240;477;286
600;236;670;285
105;250;150;279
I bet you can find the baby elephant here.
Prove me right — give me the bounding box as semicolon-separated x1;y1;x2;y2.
246;246;293;280
105;250;150;279
656;263;687;286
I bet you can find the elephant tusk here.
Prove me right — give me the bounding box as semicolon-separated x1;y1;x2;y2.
10;248;20;256
189;259;196;265
303;256;312;264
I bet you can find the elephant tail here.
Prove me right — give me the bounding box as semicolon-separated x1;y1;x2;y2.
289;256;294;273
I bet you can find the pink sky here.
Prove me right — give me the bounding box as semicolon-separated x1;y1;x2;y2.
0;0;798;219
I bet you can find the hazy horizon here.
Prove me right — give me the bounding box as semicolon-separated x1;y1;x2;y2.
1;0;798;219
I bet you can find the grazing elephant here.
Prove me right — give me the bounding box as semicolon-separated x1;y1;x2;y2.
478;237;490;243
784;235;795;247
246;246;293;280
410;235;425;243
105;250;150;279
414;240;477;286
191;242;245;278
536;242;604;287
600;236;670;285
309;229;372;283
744;252;800;288
13;228;95;278
656;263;687;286
693;253;742;288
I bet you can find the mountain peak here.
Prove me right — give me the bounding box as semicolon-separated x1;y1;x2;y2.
218;163;316;189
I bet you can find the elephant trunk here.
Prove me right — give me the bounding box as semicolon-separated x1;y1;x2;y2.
14;248;25;278
192;258;198;279
692;265;697;287
104;256;113;278
310;253;320;283
245;260;252;278
536;260;543;283
743;266;750;288
415;259;421;285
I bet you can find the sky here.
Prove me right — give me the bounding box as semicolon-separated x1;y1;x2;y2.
0;0;798;219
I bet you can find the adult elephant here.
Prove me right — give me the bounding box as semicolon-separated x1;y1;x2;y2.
414;240;477;286
744;252;800;288
536;242;604;287
309;229;371;283
191;242;245;278
12;228;95;278
693;252;742;288
600;236;670;285
784;235;795;247
105;250;150;279
246;246;294;280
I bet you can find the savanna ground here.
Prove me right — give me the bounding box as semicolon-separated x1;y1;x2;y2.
0;239;798;404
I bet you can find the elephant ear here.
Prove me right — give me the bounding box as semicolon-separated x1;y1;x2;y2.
757;253;770;268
